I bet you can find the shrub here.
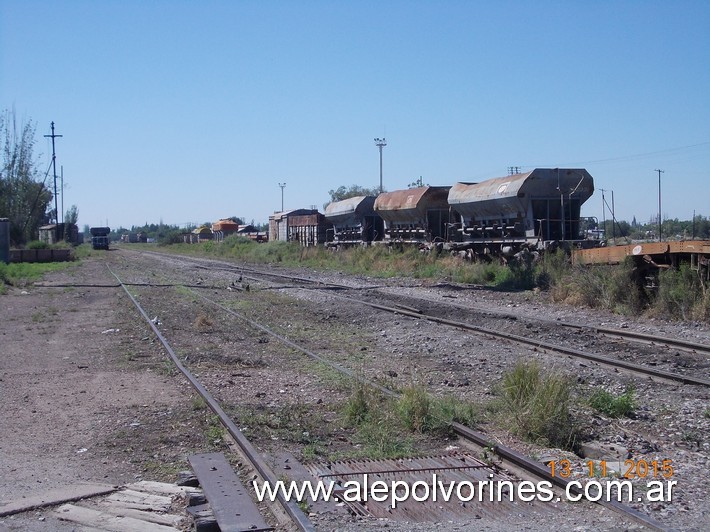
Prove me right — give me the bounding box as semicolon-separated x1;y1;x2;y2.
396;385;432;433
343;383;371;426
654;264;709;321
396;385;480;435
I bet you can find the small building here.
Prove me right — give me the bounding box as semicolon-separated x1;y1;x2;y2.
374;186;451;242
269;209;329;246
324;196;384;245
39;223;80;246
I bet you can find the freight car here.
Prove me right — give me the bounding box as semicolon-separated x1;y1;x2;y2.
447;168;595;256
90;226;111;250
314;168;598;256
324;196;384;246
373;186;451;243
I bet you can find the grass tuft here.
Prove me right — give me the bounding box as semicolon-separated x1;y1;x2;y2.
494;361;577;451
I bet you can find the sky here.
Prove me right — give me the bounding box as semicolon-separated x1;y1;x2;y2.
1;0;708;230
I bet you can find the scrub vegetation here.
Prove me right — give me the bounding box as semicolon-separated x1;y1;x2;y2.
341;381;480;459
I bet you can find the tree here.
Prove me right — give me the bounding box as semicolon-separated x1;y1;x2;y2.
0;109;52;245
65;204;79;225
408;176;428;188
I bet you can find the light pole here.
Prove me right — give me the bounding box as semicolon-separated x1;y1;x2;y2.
374;137;386;194
278;182;286;212
655;169;664;242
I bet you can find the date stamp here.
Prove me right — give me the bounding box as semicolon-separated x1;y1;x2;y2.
546;459;677;503
548;459;674;479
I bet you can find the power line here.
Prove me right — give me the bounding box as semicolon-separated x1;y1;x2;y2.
520;141;710;169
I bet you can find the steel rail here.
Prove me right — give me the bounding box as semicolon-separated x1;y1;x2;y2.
569;323;710;356
214;261;710;358
107;266;314;532
336;295;710;387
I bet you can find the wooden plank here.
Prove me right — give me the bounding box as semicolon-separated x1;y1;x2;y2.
54;503;180;531
95;501;185;527
126;480;201;496
103;489;173;512
189;452;273;532
0;483;118;517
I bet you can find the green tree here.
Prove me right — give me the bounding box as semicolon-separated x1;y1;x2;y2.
0;109;52;245
65;204;79;225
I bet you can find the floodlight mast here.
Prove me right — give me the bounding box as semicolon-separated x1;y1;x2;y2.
374;138;386;194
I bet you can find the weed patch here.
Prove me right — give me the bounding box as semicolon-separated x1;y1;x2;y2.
493;361;578;451
588;387;636;418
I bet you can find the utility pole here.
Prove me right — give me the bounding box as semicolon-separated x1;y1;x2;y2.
555;168;565;240
44;122;62;224
60;166;64;225
600;188;607;238
611;190;616;240
374;138;386;193
278;182;286;212
655;169;664;242
507;166;520;175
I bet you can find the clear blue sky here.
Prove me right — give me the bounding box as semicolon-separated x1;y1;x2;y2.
2;0;708;230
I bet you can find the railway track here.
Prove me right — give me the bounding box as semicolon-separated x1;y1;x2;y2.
107;265;315;532
171;257;709;388
105;256;674;530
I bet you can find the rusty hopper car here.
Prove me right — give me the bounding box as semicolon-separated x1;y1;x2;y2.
324;196;384;246
447;168;594;255
374;186;452;243
90;226;111;250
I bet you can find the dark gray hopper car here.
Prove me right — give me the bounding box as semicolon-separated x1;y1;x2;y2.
90;226;111;250
373;186;452;243
324;196;384;245
447;168;594;254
